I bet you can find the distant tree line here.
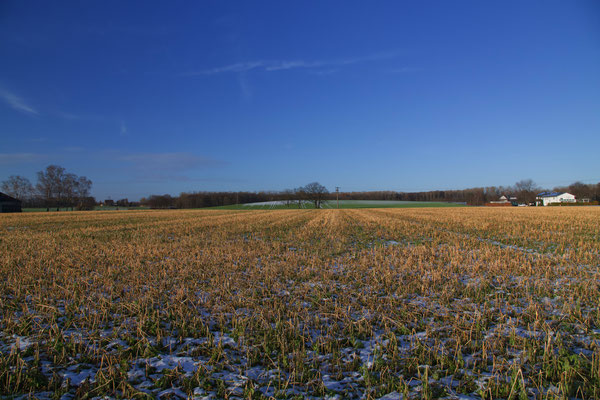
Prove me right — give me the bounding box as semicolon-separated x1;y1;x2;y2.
5;171;598;210
338;180;600;206
1;165;94;210
141;182;330;209
139;179;600;209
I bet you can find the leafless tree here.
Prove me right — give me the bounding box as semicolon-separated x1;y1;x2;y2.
36;165;93;210
568;181;593;199
75;176;92;198
514;179;538;193
513;179;539;204
1;175;34;200
36;165;66;208
303;182;329;209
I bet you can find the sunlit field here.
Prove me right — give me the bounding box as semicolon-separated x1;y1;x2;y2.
1;208;599;399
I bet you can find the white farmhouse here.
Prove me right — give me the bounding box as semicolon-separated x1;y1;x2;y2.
489;194;518;205
535;192;576;206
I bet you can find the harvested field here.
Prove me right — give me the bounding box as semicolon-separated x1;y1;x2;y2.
1;208;599;399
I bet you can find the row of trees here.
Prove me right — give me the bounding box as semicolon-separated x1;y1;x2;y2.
4;170;598;210
1;165;94;210
553;181;600;201
139;179;600;209
140;182;330;209
336;180;600;206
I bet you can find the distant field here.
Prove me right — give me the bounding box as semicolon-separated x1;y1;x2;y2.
213;199;465;210
2;208;599;398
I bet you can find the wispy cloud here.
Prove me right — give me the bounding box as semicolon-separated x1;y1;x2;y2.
264;60;325;72
54;111;109;122
0;89;38;115
194;61;267;75
185;51;398;76
0;94;103;121
0;152;45;164
116;152;226;172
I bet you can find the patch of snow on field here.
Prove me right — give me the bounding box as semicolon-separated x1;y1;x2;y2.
149;355;198;373
242;200;286;206
10;335;34;351
242;200;312;208
62;366;97;386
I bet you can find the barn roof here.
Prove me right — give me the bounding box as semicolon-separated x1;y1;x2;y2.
0;192;21;202
536;192;567;198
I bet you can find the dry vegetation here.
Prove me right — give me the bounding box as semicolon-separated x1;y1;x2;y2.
1;208;599;399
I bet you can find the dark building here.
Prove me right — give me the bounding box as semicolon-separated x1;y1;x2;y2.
0;192;22;213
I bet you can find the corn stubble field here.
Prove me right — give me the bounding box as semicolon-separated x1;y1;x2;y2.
1;208;600;399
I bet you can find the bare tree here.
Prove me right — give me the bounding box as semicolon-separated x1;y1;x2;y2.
1;175;34;200
513;179;539;204
63;173;78;207
303;182;329;209
36;165;93;210
36;165;66;209
568;181;593;200
75;176;92;198
514;179;538;193
72;176;93;209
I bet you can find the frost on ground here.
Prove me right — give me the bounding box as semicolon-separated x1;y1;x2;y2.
1;208;599;399
242;200;313;209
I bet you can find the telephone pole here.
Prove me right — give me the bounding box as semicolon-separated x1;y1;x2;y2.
336;187;340;209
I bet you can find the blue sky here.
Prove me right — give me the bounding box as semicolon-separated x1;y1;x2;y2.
1;1;599;200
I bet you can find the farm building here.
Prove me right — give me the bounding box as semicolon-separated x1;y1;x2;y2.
489;195;517;204
536;192;576;206
0;192;22;213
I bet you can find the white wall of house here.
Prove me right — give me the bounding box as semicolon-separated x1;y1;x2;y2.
538;193;576;206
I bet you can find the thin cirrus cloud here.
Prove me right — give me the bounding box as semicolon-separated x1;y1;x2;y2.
0;153;45;165
116;152;226;172
185;51;398;75
0;87;104;121
0;88;38;115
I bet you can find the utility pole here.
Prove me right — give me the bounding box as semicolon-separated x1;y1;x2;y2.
336;187;340;209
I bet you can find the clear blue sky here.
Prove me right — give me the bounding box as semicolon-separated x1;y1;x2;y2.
1;1;599;200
